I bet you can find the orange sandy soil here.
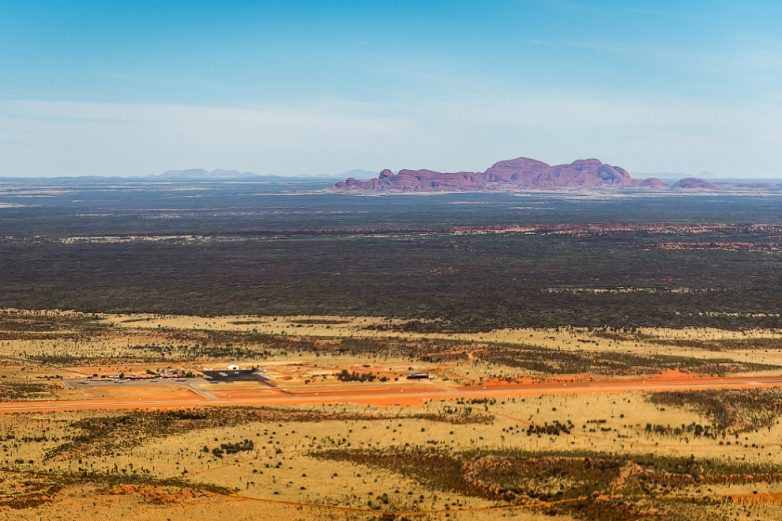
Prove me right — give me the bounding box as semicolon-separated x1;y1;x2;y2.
2;373;782;413
729;492;782;507
82;385;202;401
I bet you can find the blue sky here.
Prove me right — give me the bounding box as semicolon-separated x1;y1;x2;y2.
1;0;781;177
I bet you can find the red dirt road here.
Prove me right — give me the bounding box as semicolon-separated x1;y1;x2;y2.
2;374;782;413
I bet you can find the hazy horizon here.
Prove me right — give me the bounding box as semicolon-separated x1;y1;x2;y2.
2;1;781;178
3;165;782;182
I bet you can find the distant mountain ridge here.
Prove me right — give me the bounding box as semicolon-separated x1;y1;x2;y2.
334;156;781;192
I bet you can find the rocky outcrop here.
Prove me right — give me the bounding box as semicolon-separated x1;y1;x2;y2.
635;177;669;189
482;157;551;185
484;157;636;188
336;157;665;192
337;169;485;191
337;169;481;191
670;178;723;190
334;156;781;193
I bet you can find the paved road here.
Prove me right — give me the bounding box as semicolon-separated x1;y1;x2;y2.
3;375;782;413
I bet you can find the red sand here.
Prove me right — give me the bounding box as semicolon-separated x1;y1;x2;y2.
2;374;782;413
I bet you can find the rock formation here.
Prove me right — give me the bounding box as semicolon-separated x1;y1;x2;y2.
335;157;668;192
670;178;723;190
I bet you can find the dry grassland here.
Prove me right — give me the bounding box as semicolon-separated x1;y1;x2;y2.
1;308;781;520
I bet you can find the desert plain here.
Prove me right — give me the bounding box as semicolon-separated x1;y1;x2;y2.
0;182;780;520
2;307;782;520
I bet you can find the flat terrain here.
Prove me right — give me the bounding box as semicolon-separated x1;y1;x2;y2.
1;180;781;520
0;180;780;330
6;374;782;413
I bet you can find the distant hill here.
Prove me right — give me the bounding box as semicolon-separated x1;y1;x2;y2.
670;177;723;190
335;157;662;192
334;156;781;193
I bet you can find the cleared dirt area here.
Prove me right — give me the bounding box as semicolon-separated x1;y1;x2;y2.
3;375;782;414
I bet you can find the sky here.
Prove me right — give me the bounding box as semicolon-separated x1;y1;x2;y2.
1;0;781;178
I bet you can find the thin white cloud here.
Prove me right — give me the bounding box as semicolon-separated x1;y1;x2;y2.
1;92;781;178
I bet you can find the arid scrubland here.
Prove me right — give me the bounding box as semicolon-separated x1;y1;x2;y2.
0;187;780;519
4;0;782;515
0;308;781;520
